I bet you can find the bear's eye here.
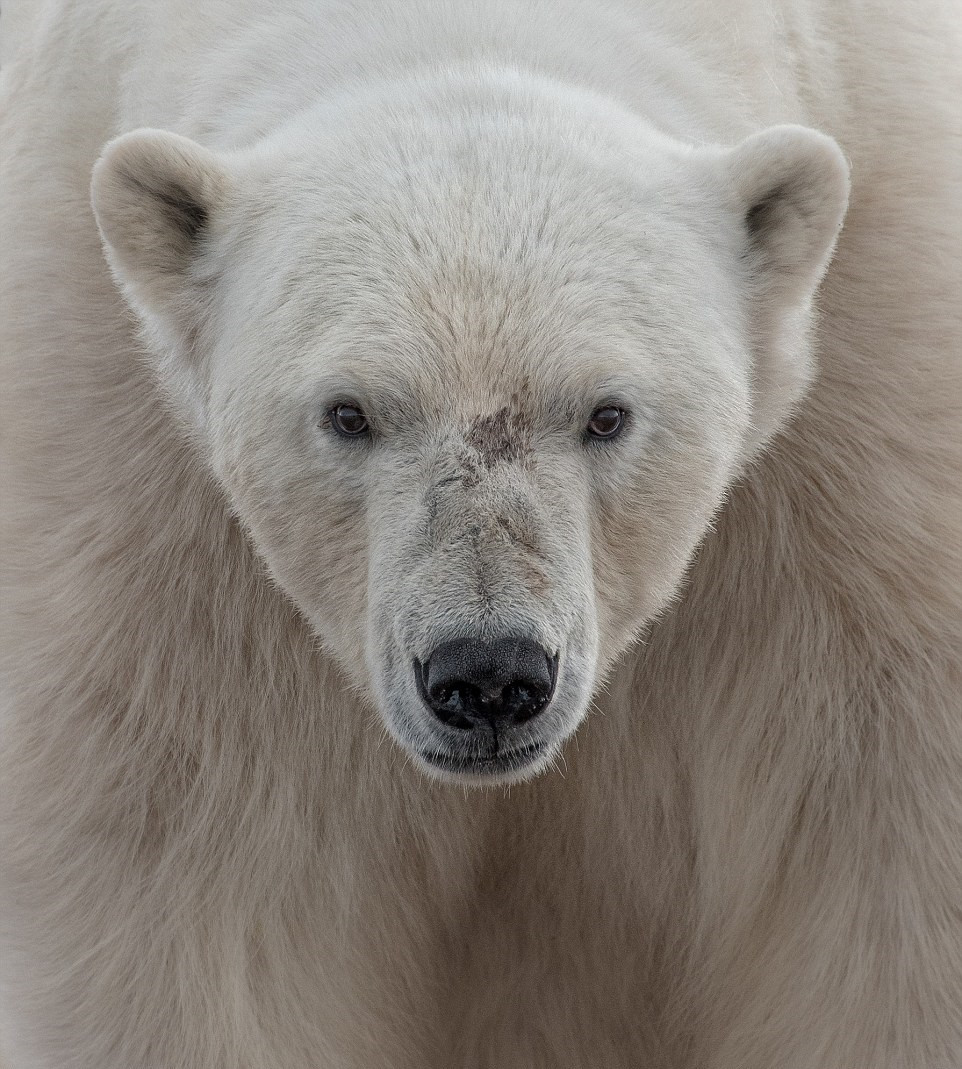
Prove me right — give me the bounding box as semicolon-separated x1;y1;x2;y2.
328;403;370;438
585;406;626;440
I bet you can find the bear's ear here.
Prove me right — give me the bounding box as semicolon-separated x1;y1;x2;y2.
91;129;230;340
719;125;850;451
727;124;850;302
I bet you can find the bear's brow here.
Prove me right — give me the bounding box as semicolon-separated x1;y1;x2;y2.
464;405;532;467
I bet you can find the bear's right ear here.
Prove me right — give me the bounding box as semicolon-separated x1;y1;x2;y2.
91;129;230;345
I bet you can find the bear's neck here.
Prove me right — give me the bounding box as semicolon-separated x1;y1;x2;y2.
123;0;812;152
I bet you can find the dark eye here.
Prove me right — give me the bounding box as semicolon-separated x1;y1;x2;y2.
329;403;369;438
585;406;625;440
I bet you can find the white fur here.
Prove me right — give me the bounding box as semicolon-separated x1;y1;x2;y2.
1;1;961;1066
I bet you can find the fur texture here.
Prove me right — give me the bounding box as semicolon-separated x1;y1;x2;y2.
1;1;961;1066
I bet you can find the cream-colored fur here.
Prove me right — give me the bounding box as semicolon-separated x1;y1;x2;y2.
1;2;961;1066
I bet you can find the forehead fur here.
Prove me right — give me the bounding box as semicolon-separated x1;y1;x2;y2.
209;75;749;432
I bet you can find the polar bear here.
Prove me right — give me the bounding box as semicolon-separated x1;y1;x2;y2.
1;1;961;1067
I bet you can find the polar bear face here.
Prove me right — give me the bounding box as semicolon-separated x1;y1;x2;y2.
92;76;848;784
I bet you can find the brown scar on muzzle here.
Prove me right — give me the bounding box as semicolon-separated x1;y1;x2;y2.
464;405;532;468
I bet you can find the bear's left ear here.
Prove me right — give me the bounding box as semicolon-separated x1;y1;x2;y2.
726;124;850;303
717;125;850;451
92;129;231;350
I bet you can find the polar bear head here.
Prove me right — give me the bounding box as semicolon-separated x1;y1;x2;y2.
92;71;848;784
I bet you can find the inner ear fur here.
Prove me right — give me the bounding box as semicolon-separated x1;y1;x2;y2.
728;124;851;301
91;129;230;313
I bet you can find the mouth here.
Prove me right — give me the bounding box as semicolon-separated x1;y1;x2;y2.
416;739;550;780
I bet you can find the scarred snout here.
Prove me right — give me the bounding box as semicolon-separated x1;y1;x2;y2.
367;416;600;784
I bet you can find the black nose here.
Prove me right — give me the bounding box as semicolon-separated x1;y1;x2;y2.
417;638;558;731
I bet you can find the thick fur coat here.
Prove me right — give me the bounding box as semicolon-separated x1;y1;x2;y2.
1;2;961;1067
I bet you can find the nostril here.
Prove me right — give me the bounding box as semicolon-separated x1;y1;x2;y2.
415;638;558;729
428;684;477;730
500;681;546;724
